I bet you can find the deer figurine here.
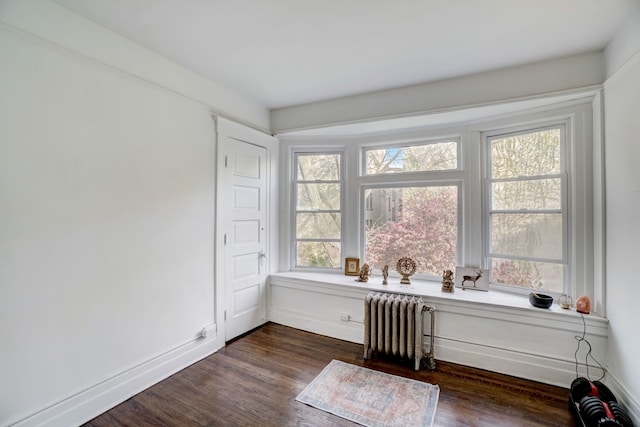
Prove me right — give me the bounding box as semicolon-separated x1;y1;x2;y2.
461;269;482;290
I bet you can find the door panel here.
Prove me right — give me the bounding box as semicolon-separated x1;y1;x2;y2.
232;253;260;279
233;284;260;314
233;185;260;209
234;154;261;178
234;220;260;244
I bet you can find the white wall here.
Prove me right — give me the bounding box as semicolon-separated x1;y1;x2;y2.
604;6;640;78
602;7;640;422
0;0;269;132
0;2;269;426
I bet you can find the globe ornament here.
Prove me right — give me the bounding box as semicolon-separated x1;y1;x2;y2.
396;257;417;284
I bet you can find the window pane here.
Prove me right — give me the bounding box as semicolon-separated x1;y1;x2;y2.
296;241;341;268
296;183;341;210
297;154;340;180
294;152;343;270
296;213;341;239
491;129;560;179
491;213;562;260
491;258;563;293
364;186;457;276
491;178;561;210
365;141;457;175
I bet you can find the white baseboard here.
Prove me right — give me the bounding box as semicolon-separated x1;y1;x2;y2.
10;333;224;427
435;337;586;388
605;371;640;425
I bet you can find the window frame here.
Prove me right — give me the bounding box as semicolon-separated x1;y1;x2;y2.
473;103;595;303
482;122;570;296
359;180;463;280
290;148;345;271
361;138;460;176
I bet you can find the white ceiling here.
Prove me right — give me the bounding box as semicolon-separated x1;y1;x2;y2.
54;0;637;110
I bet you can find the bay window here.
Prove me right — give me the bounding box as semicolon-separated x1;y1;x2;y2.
281;99;597;305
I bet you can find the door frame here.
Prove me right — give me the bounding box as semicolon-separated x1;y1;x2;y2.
214;117;278;343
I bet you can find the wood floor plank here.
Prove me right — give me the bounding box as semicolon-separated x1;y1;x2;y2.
83;323;573;426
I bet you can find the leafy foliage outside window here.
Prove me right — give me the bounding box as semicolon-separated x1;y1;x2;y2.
487;127;565;293
294;153;342;268
362;140;459;277
364;141;457;175
365;186;458;277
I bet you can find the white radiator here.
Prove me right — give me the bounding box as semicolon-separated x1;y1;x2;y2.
363;292;436;371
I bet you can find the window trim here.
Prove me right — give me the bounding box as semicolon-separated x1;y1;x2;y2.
290;148;345;271
482;122;570;296
361;137;461;176
474;104;595;305
359;180;463;280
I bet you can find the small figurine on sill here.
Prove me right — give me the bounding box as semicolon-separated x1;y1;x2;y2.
442;269;454;293
357;263;371;283
381;265;389;285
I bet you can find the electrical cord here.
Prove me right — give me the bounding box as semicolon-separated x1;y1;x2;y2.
574;313;606;381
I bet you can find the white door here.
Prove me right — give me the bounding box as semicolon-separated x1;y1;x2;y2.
218;120;272;341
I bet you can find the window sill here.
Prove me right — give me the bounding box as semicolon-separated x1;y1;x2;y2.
269;271;607;325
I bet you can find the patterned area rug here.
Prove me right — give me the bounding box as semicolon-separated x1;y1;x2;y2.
296;360;439;427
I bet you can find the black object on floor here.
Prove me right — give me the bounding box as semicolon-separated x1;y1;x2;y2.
569;377;634;427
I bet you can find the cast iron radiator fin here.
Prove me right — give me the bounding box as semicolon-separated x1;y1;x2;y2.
363;292;436;371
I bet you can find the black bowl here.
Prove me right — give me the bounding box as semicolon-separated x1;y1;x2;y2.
529;292;553;309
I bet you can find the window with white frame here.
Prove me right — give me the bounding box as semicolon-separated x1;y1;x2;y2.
292;152;343;268
485;125;567;294
361;139;460;278
281;99;597;304
363;184;459;277
363;141;458;175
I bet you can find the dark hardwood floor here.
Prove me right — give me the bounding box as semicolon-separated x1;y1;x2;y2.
83;323;574;426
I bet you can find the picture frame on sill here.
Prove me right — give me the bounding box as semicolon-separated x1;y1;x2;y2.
345;258;360;276
454;267;489;291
